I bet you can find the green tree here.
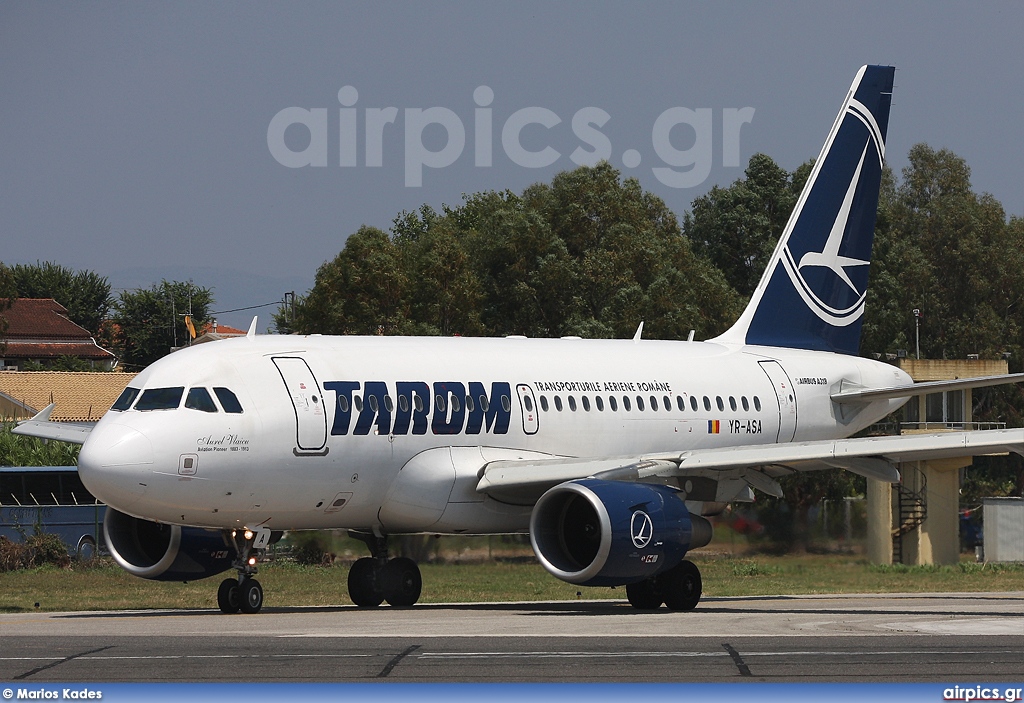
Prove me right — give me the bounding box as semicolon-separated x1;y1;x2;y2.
9;262;111;335
286;226;408;336
285;162;742;342
0;423;79;466
684;154;811;298
109;281;213;369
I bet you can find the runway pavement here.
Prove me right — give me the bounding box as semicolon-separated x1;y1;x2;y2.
1;592;1023;682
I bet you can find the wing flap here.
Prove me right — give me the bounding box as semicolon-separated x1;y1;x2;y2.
475;429;1023;504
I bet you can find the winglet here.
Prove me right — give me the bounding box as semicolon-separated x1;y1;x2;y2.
24;402;57;423
13;403;93;445
247;316;258;339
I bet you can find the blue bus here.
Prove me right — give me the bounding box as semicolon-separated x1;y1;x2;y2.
0;466;106;559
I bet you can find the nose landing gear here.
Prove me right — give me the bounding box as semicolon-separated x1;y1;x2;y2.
347;531;422;607
217;528;271;614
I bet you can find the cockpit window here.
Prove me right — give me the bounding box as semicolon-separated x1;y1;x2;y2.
185;387;218;413
135;387;185;411
213;387;244;414
111;387;140;411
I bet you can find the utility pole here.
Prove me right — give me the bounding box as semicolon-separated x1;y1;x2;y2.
913;308;922;360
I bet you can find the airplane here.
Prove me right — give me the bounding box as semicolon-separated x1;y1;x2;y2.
15;64;1023;614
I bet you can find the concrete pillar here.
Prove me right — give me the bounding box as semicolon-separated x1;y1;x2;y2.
919;458;970;566
866;477;893;564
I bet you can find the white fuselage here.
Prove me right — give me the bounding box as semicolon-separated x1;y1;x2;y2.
77;335;910;533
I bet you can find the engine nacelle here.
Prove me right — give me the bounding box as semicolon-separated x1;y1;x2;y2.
530;479;713;587
103;508;235;582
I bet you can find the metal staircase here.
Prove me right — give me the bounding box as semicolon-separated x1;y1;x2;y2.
892;465;927;564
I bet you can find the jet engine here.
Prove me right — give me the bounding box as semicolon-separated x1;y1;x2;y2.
103;508;235;582
529;479;712;587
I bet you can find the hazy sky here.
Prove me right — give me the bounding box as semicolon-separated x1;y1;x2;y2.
2;2;1022;328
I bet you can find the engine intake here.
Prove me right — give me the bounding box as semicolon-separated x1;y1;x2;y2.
530;479;712;587
103;508;235;582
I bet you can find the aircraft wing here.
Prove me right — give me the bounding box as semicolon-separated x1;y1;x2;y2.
476;428;1023;504
11;403;94;445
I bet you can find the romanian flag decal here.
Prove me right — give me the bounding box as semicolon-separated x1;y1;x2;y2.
708;420;720;434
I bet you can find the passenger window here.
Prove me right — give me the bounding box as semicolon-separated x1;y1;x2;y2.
650;396;658;411
112;387;140;411
703;396;711;412
742;396;749;411
582;396;591;412
501;395;511;413
637;396;645;411
623;396;631;411
466;395;475;413
354;396;363;413
435;394;446;412
540;396;549;412
676;396;684;412
479;395;489;412
339;395;350;413
664;395;671;411
523;396;534;412
690;396;698;412
451;396;461;413
185;387;218;413
568;396;577;412
609;396;618;411
754;396;762;412
716;396;724;411
596;396;604;411
554;396;563;411
368;395;379;413
136;387;184;411
414;395;424;413
399;395;409;413
729;396;737;412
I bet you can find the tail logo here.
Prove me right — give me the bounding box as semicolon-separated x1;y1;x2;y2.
779;98;886;328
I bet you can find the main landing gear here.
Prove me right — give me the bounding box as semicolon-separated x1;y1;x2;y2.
625;559;702;611
347;531;422;607
217;528;268;614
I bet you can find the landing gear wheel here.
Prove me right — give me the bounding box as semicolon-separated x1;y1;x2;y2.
381;557;422;607
626;578;663;610
348;557;384;607
217;577;241;614
662;560;702;611
239;578;264;614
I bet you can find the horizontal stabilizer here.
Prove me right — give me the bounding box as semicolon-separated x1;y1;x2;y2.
832;373;1024;404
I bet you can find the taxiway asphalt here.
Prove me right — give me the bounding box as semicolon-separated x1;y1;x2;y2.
1;592;1022;682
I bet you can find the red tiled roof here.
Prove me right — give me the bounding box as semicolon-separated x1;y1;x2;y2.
199;321;247;336
0;371;138;422
2;341;115;361
0;299;93;340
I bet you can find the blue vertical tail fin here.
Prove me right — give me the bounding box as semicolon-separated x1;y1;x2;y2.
713;65;895;355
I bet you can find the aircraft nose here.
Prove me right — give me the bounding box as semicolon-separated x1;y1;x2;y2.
78;422;154;510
